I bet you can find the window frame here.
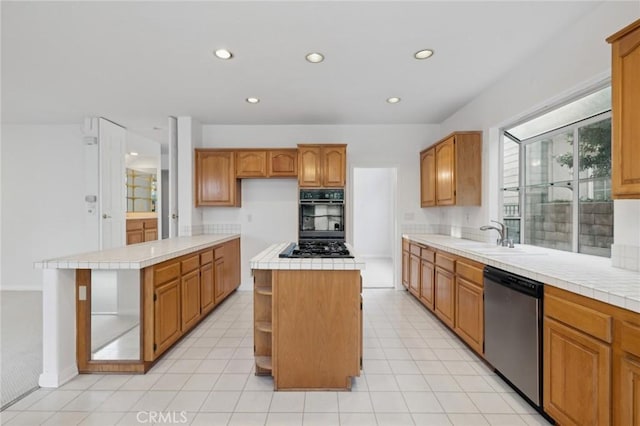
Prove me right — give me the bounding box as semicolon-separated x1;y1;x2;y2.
501;109;612;254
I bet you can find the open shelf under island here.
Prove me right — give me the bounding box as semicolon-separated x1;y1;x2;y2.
250;243;365;390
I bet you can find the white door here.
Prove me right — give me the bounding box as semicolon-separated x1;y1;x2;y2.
99;118;126;249
168;116;179;238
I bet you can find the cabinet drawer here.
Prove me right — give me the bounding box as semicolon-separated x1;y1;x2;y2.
621;321;640;358
214;247;225;260
545;294;612;343
200;250;213;265
154;261;180;286
143;219;157;229
457;259;483;286
402;239;409;252
421;248;435;263
435;252;455;272
410;244;422;256
126;219;143;231
181;255;200;274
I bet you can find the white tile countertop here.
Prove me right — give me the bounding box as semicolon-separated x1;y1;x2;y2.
34;234;240;270
404;233;640;314
250;243;366;270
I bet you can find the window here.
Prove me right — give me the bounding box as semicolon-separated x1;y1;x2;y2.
502;86;613;257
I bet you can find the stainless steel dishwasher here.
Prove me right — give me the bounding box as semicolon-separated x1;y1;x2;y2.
484;266;544;409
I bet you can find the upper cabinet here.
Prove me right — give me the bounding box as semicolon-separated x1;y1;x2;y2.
236;150;268;178
420;131;482;207
298;144;346;187
195;150;241;207
607;19;640;199
268;149;298;177
420;148;436;207
236;149;298;178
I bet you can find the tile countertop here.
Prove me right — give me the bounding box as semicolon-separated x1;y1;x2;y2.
250;243;366;271
34;234;240;270
404;234;640;314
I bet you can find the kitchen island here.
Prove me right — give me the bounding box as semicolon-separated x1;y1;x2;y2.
250;243;365;390
35;234;240;387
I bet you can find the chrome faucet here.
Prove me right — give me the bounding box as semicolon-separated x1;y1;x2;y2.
480;220;513;247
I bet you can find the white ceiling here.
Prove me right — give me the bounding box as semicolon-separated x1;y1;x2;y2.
2;1;604;138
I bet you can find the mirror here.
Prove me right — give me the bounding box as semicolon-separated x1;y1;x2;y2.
126;168;157;212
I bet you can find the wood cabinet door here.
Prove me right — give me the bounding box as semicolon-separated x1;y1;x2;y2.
154;279;181;355
420;148;436;207
434;266;455;328
323;146;346;187
144;228;157;242
619;355;640;426
268;149;298;177
409;254;420;297
200;262;214;313
127;229;144;245
611;24;640;198
181;269;201;331
214;257;225;302
543;317;611;426
401;250;410;289
195;150;239;206
454;277;483;354
298;146;322;187
436;137;456;205
236;151;267;178
419;260;435;310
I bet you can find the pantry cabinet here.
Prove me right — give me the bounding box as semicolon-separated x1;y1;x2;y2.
419;131;482;207
195;150;241;207
607;19;640;199
298;144;346;187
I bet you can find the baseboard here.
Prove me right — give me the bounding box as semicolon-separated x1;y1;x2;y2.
38;364;78;388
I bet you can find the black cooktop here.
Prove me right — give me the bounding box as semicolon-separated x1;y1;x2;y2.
279;241;354;258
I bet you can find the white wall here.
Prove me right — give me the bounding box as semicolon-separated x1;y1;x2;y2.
353;168;394;258
436;2;639;256
1;125;100;290
198;124;441;290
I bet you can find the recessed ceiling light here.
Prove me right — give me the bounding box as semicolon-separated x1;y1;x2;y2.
246;97;260;104
387;97;401;104
305;52;325;63
129;152;139;156
214;49;233;60
414;49;434;60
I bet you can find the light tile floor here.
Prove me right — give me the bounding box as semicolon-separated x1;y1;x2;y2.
1;289;552;425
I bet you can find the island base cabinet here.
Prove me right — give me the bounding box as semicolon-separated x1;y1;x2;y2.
181;269;201;332
543;317;611;426
154;280;182;356
271;269;361;390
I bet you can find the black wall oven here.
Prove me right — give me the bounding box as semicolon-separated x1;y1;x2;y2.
299;189;345;241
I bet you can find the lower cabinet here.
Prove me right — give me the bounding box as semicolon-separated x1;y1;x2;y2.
146;237;241;361
401;249;410;289
543;317;611;425
619;355;640;425
419;259;434;310
181;269;201;331
126;218;158;245
409;253;420;297
434;266;455;328
154;279;182;355
454;277;483;354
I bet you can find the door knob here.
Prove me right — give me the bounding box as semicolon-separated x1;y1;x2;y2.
102;213;111;219
171;213;178;219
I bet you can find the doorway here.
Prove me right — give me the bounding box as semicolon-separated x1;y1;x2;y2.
353;168;396;288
